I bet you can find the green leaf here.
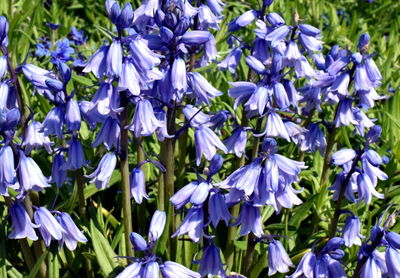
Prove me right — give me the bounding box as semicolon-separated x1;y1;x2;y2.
289;195;317;228
90;220;117;276
72;73;94;87
27;252;48;278
48;251;59;278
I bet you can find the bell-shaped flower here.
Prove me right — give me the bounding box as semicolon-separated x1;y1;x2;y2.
172;207;204;243
23;120;54;154
170;181;198;209
199;244;225;277
18;150;50;193
161;261;200;278
287;251;316;278
268;239;294;275
356;172;384;204
361;250;387;278
116;262;143;278
0;146;18;195
334;99;358;127
194;126;227;166
82;45;108;78
265;25;290;48
0;56;7;79
228;10;258;32
85;152;116;190
342;215;364;247
385;247;400;278
40;106;64;138
187;72;222;105
354;108;375;136
171;57;188;93
148;210;166;244
92;116;120;150
128;99;163;137
65;99;81;132
130;232;148;251
8;202;38;241
106;40;122;77
219;47;242;74
56;212;87;251
51;153;67;187
182;104;211;127
208;191;232;227
245;55;266;74
34;207;66;247
234;203;263;237
64;137;87;170
298;33;323;52
262;111;290;141
118;60;141;96
129;37;161;71
130;167;148;204
331;148;356;165
180;31;211;45
223;127;247;158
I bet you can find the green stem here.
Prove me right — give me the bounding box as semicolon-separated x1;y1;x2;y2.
137;138;147;234
120;92;134;258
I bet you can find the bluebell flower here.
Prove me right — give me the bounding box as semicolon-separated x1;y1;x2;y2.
172;207;204;243
129;37;162;70
148;210;166;243
265;25;290;48
228;10;258;32
334;99;358;127
342;215;364;247
199;244;225;277
130;167;148;204
356;172;384;204
187;72;222;105
118;60;141;95
22;120;54;154
56;212;87;250
85;152;116;190
199;35;219;67
354;108;375;136
298;33;323;52
116;262;142;278
208;191;232;227
130;232;148;251
8;202;38;241
365;58;382;86
245;55;266;74
331;148;356;165
358;33;370;52
51;153;67;187
361;250;387;278
294;57;316;78
266;12;285;27
92;117;120;150
128;99;163;137
194;125;227;166
0;146;17;196
143;261;160;277
51;39;74;64
180;31;211;45
228;81;257;109
45;22;61;30
82;45;108;78
65;99;81;132
287;251;316;278
0;16;8;47
198;5;221;31
183;105;212;127
268;239;294;275
170;181;198;209
18;150;50;193
0;108;20;131
284;41;302;63
223;127;247;158
64;137;87;170
0;56;6;79
219;47;242;74
161;261;200;278
206;0;225;16
234;203;263;237
154;108;173;142
262;111;290;141
385;247;400;277
171;57;188;93
34;207;66;247
106;40;123;77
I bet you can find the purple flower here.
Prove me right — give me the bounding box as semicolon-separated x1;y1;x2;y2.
82;45;108;78
265;25;290;48
34;207;66;247
287;251;316;278
106;40;123;77
180;31;211;45
298;33;323;52
85;152;116;190
262;111;290;141
161;261;200;278
342;215;364;247
187;72;222;105
219;47;242;74
144;261;160;278
361;250;387;278
267;239;294;275
51;153;67;187
65;99;81;132
194;125;227;166
334;99;358;127
0;146;17;195
331;148;356;165
118;60;141;96
18;150;50;193
199;244;225;277
172;207;204;243
51;39;74;64
385;247;400;277
129;37;161;70
0;16;9;47
208;191;232;227
228;10;258;32
234;203;263;237
57;212;87;250
23;120;54;154
40;106;64;138
8;202;38;241
116;262;143;278
245;55;266;74
171;57;188;92
70;27;87;45
64;137;87;170
130;167;148;204
128;99;163;137
148;210;166;243
92;116;120;150
170;182;198;209
223;127;247;158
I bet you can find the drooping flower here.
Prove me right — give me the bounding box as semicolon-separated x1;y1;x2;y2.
342;215;364;247
130;167;149;204
22;120;54;154
85;152;117;190
128;99;163;138
56;212;88;251
172;207;204;243
18;150;51;193
194;125;227;166
187;72;222;105
267;239;294;275
64;137;87;170
8;202;38;241
233;203;263;237
51;153;67;187
198;244;225;277
0;146;18;195
34;207;66;247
